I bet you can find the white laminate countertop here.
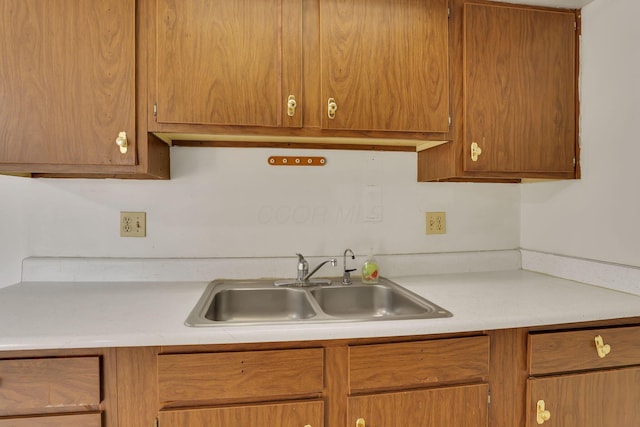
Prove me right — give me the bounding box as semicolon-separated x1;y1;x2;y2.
0;269;639;351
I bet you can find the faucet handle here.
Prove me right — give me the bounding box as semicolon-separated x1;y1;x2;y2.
296;253;309;282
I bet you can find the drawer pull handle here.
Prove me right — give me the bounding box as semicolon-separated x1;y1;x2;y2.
595;335;611;358
356;418;365;427
536;400;551;424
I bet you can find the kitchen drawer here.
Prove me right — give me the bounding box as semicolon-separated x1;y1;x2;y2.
348;336;490;393
0;357;100;417
0;413;101;427
529;325;640;375
158;400;324;427
158;348;324;404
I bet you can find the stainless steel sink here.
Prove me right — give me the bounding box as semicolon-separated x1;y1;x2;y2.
310;284;435;318
205;288;317;322
185;277;452;326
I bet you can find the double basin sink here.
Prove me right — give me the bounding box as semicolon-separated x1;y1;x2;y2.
185;277;452;326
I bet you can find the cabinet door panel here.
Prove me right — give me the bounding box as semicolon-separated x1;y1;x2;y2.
156;0;302;128
527;366;640;427
349;384;489;427
158;400;324;427
0;0;136;166
464;3;576;174
320;0;449;132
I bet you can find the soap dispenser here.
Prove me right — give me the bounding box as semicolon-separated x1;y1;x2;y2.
361;250;379;284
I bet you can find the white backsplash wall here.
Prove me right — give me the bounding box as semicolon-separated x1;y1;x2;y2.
520;0;640;268
0;148;520;287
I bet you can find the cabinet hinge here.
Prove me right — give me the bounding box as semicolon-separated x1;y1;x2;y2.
153;102;158;118
155;417;159;427
573;157;576;167
448;115;452;127
447;6;451;18
488;390;491;405
574;20;577;30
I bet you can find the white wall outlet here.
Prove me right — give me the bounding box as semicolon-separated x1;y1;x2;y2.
426;212;446;235
120;212;146;237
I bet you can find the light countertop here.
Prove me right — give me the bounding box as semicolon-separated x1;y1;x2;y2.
1;269;639;351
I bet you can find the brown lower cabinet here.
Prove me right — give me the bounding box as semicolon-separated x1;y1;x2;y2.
2;319;640;427
525;325;640;427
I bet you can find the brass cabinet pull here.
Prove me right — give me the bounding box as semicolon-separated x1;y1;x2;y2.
536;400;551;424
287;95;297;117
595;335;611;358
116;131;128;154
470;141;482;161
356;418;365;427
328;98;338;119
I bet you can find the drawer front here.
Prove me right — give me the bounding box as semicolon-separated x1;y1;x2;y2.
0;413;101;427
158;400;324;427
529;325;640;375
0;357;100;417
349;336;490;393
158;348;324;404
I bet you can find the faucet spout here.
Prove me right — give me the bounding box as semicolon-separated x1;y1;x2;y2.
304;258;337;281
342;249;356;285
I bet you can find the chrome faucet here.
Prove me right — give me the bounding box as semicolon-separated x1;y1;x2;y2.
275;253;336;287
342;248;356;285
304;257;337;281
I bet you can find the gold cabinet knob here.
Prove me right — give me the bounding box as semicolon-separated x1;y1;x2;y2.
355;418;365;427
116;131;128;154
471;141;482;161
328;98;338;119
287;95;297;117
595;335;611;358
536;400;551;424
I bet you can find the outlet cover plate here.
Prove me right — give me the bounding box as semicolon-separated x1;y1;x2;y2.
426;212;446;235
120;211;146;237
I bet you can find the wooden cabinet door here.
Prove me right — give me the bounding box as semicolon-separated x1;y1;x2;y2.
320;0;450;133
0;0;136;166
527;367;640;426
349;384;489;427
156;0;302;128
157;400;324;427
463;3;576;174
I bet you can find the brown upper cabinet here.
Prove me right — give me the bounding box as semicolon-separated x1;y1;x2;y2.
149;0;451;150
419;1;579;182
0;0;579;180
319;0;450;133
155;0;303;129
0;0;168;178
